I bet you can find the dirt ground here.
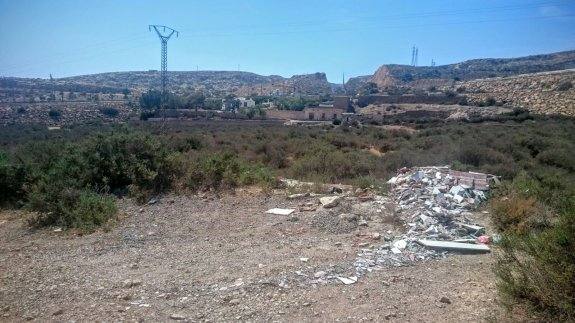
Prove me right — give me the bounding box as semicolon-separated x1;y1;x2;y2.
0;189;503;322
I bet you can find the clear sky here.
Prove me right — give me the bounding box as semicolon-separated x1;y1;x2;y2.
0;0;574;82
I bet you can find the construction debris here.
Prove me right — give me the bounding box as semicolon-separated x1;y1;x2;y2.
265;208;295;216
417;239;490;253
352;166;496;277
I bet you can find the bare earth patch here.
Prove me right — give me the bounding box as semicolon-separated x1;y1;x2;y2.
0;190;501;321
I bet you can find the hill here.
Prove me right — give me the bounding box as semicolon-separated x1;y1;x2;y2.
346;50;575;93
61;71;333;96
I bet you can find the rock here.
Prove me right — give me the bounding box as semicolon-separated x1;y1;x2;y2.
339;213;358;222
319;196;340;208
229;299;241;306
371;232;381;240
314;271;326;278
358;242;369;248
330;186;343;194
440;296;451;304
122;279;142;288
52;309;63;316
170;313;186;320
288;193;309;199
300;257;309;262
358;220;368;227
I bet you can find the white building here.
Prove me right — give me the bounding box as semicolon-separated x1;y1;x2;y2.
237;97;256;108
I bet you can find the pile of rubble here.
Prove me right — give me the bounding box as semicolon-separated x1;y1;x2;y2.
353;166;498;277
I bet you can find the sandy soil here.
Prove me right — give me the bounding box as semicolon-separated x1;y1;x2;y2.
0;189;502;322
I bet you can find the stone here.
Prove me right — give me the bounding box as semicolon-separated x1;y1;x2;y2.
440;297;451;304
314;271;326;278
288;193;309;199
229;299;241;306
319;196;340;208
339;213;358;222
52;309;63;316
122;279;142;288
170;314;186;320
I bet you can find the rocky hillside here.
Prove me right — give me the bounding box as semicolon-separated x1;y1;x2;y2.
347;50;575;93
61;71;333;96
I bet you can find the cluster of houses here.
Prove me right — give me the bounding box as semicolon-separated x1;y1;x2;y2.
265;96;354;122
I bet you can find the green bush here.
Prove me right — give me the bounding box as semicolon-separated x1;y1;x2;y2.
495;209;574;320
187;152;275;191
0;151;27;206
28;189;116;231
492;172;575;320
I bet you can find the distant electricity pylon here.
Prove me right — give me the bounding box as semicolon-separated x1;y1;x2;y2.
149;25;179;96
431;59;436;67
411;46;419;67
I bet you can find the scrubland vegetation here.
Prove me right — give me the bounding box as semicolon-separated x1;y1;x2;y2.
0;115;573;319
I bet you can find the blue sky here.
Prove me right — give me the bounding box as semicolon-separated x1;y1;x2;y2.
0;0;574;82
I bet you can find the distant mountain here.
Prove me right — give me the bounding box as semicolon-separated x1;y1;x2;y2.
60;71;333;96
346;50;575;93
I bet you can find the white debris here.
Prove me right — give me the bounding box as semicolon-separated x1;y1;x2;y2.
336;276;358;285
319;196;341;208
393;240;407;250
265;208;295;216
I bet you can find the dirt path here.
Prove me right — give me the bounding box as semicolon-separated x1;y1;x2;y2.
0;190;501;322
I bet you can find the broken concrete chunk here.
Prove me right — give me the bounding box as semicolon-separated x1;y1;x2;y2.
393;239;407;250
336;276;358;285
266;208;295;216
417;239;490;253
287;193;309;199
455;222;485;234
319;196;340;208
449;185;465;196
411;171;425;181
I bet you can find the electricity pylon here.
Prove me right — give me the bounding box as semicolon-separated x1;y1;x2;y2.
149;25;179;96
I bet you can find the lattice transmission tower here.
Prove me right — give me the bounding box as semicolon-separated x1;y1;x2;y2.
411;46;419;67
149;25;179;95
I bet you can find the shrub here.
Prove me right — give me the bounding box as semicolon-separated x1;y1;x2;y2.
491;172;575;320
28;189;116;231
187;152;275;191
48;109;61;119
556;81;572;91
495;209;574;320
100;107;119;118
0;151;27;206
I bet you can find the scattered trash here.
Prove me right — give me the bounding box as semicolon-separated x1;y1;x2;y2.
288;193;309;199
336;276;358;285
299;257;309;262
265;208;295;216
53;227;62;232
477;235;491;244
352;166;495;277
